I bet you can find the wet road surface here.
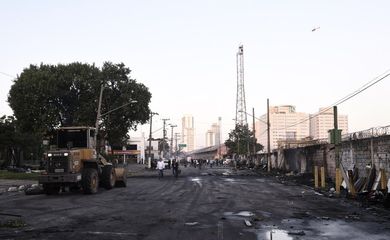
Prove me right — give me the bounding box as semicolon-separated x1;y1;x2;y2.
1;165;390;240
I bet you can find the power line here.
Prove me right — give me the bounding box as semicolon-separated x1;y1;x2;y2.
152;126;163;134
276;68;390;131
257;129;268;137
0;71;16;79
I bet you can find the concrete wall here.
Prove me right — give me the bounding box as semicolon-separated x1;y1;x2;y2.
273;135;390;180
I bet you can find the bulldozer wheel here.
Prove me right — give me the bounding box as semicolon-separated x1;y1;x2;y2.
43;184;60;195
82;168;99;194
115;177;127;188
102;165;116;190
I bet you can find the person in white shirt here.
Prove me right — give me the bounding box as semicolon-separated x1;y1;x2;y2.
157;159;165;179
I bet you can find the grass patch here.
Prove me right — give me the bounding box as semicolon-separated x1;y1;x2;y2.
0;219;26;228
0;170;39;180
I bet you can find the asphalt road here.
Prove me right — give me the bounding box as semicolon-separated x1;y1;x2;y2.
1;165;390;240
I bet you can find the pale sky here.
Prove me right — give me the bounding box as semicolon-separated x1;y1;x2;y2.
1;1;390;148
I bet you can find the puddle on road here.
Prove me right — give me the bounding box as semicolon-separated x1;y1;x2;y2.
222;171;231;176
190;177;203;187
261;229;293;240
224;211;255;221
224;178;236;183
236;211;254;217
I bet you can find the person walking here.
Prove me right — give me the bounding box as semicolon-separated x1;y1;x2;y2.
172;159;179;178
157;159;165;179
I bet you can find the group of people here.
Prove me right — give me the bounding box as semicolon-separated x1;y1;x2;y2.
189;159;224;169
156;158;180;179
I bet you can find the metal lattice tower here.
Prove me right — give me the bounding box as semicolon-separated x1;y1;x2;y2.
235;44;247;126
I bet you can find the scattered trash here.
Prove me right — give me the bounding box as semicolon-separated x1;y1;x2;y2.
329;188;335;193
345;214;360;220
314;192;324;196
321;216;330;220
285;171;295;176
287;230;305;236
244;220;252;227
25;184;44;195
7;187;18;192
18;185;27;191
341;180;347;189
185;222;199;226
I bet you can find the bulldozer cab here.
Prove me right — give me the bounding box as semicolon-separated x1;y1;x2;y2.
51;127;96;150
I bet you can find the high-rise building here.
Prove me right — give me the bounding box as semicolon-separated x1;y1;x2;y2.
205;130;215;147
310;108;348;140
181;115;195;152
205;121;221;147
255;105;310;151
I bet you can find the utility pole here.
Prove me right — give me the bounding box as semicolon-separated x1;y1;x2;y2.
252;107;256;162
148;112;158;168
94;84;104;153
332;106;342;194
169;124;177;159
218;117;222;159
174;133;180;158
267;98;271;172
162;118;170;159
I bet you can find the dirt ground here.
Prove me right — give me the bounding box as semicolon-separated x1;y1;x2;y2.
0;164;390;240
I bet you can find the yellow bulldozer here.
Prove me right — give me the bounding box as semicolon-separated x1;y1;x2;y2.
39;126;127;194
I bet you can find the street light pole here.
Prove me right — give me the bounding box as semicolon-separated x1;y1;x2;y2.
174;133;180;158
148;112;158;168
252;107;256;162
169;124;177;159
94;85;104;152
267;98;271;172
162;118;170;159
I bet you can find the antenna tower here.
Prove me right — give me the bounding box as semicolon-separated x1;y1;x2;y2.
235;44;247;126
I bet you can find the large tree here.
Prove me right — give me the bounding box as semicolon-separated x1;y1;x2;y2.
0;115;41;167
224;124;263;158
8;62;151;146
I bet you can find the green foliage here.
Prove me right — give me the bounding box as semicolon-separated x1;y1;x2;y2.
0;170;39;180
0;116;41;167
224;124;263;157
8;62;151;147
0;219;27;228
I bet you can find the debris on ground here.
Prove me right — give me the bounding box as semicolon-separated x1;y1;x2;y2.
287;230;305;236
24;184;44;195
244;220;252;227
7;187;18;192
185;222;199;226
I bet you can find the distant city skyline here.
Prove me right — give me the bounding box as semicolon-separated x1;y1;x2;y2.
181;115;195;152
256;105;349;151
1;1;390;149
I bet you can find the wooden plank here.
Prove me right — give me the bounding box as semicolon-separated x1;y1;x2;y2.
314;166;319;189
372;171;382;191
348;170;357;197
380;169;387;190
340;164;356;197
336;168;341;194
321;167;326;188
